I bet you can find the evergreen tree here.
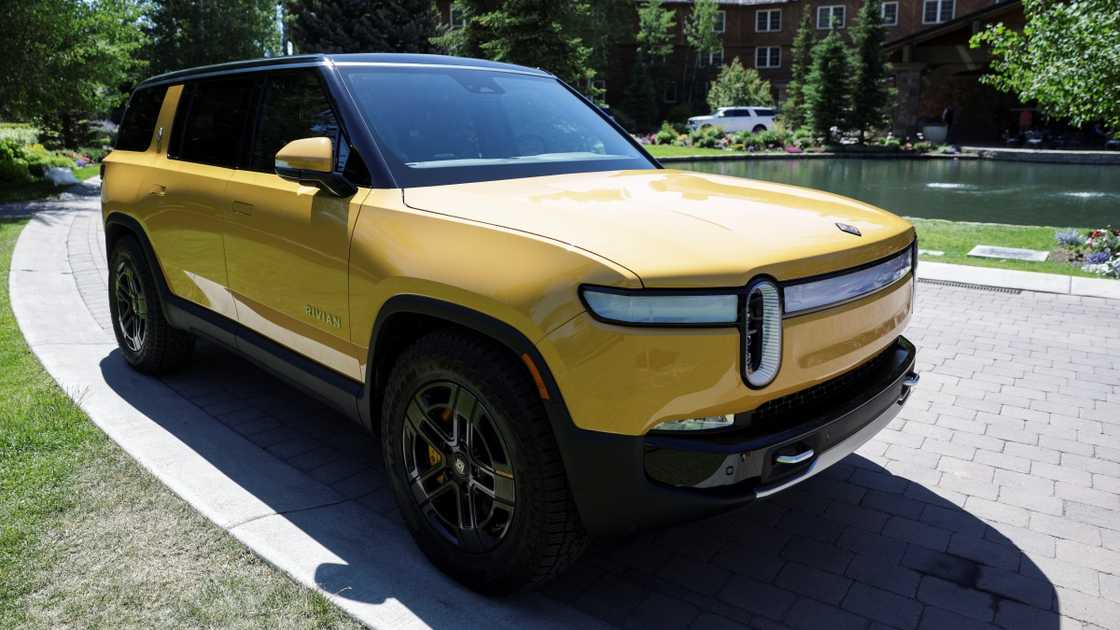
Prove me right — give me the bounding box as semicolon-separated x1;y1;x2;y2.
804;31;851;142
783;5;814;130
623;59;660;132
145;0;279;76
431;0;489;57
848;0;892;142
287;0;438;54
707;58;773;110
683;0;722;108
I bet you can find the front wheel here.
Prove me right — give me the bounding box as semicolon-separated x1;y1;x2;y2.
108;235;194;374
381;330;587;593
752;124;768;133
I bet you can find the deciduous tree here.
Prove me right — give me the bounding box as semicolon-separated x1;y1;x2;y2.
971;0;1120;131
636;0;675;62
683;0;722;108
707;58;773;110
286;0;439;54
0;0;147;148
848;0;892;142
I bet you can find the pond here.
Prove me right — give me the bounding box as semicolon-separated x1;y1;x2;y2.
674;158;1120;227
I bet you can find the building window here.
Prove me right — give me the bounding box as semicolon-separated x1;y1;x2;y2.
756;9;781;33
663;82;678;103
923;0;954;24
703;48;725;67
714;10;726;33
755;47;781;69
881;2;899;26
449;5;464;28
817;5;846;29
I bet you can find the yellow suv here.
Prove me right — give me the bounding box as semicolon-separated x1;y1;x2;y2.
103;54;919;593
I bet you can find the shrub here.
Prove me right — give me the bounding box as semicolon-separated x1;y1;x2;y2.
0;138;33;183
689;125;725;148
22;143;75;177
0;123;40;146
792;127;815;149
655;121;678;145
1055;229;1087;247
912;141;933;153
880;136;902;150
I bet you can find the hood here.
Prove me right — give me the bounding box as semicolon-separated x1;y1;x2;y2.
402;169;915;288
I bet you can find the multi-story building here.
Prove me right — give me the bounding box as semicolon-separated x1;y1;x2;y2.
435;1;1000;117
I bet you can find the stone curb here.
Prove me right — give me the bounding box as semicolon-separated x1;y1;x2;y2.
918;261;1120;300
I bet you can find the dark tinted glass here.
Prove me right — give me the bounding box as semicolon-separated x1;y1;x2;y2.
173;79;254;167
249;70;342;173
116;86;168;151
341;66;653;187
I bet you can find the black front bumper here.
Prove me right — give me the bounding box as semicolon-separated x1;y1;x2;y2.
551;336;918;538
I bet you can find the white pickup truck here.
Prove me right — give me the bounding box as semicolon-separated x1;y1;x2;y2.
688;106;777;133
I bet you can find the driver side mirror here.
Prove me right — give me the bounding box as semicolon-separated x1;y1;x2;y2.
275;137;356;197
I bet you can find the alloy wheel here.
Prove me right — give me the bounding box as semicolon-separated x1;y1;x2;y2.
114;258;148;353
401;381;516;552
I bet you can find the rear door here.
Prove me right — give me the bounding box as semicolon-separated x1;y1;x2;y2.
146;78;256;321
224;69;369;380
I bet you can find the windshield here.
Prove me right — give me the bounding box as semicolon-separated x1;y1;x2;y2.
339;66;655;187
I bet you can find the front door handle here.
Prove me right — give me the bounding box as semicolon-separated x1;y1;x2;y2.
232;201;254;216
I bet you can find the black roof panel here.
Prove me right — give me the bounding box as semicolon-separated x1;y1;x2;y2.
135;52;550;89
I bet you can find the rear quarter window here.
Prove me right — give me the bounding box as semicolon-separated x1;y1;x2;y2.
115;86;168;151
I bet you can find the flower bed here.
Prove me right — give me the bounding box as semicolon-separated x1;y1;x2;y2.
1055;228;1120;278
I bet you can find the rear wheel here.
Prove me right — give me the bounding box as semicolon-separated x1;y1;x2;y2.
381;330;588;593
108;235;194;374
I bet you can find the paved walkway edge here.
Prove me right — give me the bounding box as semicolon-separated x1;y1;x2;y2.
918;260;1120;300
8;209;606;630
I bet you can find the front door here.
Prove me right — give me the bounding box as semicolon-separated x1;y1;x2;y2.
224;69;368;380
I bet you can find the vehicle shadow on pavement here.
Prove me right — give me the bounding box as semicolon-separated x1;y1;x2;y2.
98;340;1060;629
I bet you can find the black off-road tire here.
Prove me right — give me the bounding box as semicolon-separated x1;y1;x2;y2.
108;235;194;374
381;329;588;594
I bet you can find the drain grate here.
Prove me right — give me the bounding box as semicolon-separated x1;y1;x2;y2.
918;278;1022;294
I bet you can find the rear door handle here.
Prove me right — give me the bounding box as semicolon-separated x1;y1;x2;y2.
232;201;253;216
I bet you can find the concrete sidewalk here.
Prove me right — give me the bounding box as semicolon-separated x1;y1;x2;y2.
8;193;1120;629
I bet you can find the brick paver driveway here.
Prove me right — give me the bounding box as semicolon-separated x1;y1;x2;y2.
55;200;1120;629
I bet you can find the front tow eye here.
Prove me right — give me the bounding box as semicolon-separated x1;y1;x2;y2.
898;372;920;405
775;449;815;465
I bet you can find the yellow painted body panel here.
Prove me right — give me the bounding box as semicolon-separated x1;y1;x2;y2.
103;83;916;439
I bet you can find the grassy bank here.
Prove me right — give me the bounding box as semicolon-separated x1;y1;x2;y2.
0;165;100;204
910;218;1098;278
0;220;358;629
646;144;750;158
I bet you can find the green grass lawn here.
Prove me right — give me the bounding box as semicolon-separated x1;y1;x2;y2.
0;165;100;204
910;218;1098;278
646;144;751;158
0;220;358;628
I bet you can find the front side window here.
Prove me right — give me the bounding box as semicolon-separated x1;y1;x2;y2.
756;9;781;32
116;86;168;151
881;1;899;26
923;0;954;23
756;47;781;69
340;66;653;187
170;79;255;167
817;5;846;29
248;70;342;173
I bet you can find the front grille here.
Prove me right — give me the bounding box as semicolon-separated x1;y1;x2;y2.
745;344;896;431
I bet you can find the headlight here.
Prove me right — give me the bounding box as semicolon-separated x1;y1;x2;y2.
784;246;913;317
580;288;738;326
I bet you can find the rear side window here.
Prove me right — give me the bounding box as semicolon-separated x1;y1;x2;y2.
248;70;342;173
753;108;775;117
115;86;168;151
170;78;255;168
